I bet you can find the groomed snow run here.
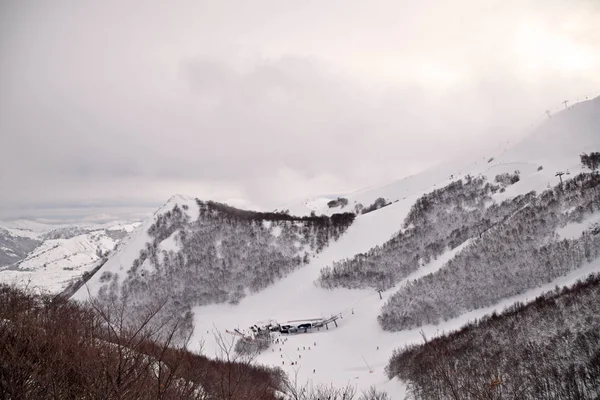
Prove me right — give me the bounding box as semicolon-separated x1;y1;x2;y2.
70;97;600;398
189;97;600;398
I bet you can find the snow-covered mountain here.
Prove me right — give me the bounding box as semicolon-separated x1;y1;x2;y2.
287;96;600;220
0;221;140;294
0;220;62;268
73;96;600;398
0;228;41;268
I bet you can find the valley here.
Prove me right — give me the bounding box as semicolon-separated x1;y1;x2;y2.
70;97;600;397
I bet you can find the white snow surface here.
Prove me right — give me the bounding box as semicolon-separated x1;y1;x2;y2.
285;97;600;219
72;195;199;301
188;97;600;397
1;220;60;239
556;212;600;239
0;224;141;294
72;97;600;398
193;255;600;399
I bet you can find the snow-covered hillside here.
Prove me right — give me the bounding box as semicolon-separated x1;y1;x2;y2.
193;96;600;396
0;228;40;268
72;195;356;347
1;219;63;239
72;195;199;300
73;96;600;398
0;222;139;294
287;97;600;220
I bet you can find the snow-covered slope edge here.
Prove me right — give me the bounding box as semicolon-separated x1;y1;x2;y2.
72;196;355;329
0;222;139;294
66;96;600;398
186;96;600;397
287;96;600;219
0;228;41;268
72;195;198;300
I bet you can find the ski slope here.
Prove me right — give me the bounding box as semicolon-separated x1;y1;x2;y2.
287;96;600;219
191;217;473;396
188;96;600;397
191;206;600;397
72;97;600;397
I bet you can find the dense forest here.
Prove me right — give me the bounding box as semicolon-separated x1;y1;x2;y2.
379;172;600;330
96;200;354;340
386;273;600;400
315;164;600;332
0;284;283;400
317;173;523;290
581;152;600;171
1;284;391;400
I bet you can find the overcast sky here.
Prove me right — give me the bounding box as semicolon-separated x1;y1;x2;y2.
1;0;600;223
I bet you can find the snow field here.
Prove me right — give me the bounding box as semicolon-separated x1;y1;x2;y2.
190;98;600;397
69;98;600;397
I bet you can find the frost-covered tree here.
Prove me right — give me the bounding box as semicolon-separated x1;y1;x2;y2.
378;172;600;331
387;273;600;400
318;176;510;290
95;201;355;337
581;151;600;171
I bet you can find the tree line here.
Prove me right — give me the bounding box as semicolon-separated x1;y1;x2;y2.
94;200;355;348
317;175;519;290
386;272;600;399
1;284;391;399
316;160;600;333
0;284;282;400
378;171;600;331
581;152;600;171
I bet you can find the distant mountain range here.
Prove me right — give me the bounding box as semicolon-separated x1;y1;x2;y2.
0;221;140;294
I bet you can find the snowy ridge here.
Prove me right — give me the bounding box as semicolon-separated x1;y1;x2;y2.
0;228;41;267
287;96;600;220
0;222;140;294
1;220;61;239
67;97;600;397
72;195;199;300
187;96;600;396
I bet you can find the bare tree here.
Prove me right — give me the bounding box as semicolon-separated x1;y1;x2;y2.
212;327;276;400
281;368;359;400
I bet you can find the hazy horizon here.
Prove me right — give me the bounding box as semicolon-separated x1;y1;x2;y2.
2;0;600;224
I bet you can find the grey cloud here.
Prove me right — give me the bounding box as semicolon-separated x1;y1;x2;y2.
1;0;599;222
